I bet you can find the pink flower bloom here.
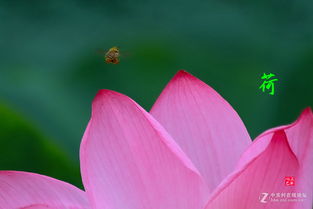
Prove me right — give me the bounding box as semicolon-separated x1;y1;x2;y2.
81;71;313;209
1;70;312;209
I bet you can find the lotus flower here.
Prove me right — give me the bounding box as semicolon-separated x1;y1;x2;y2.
1;71;312;209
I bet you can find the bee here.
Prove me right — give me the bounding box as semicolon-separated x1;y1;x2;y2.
105;46;120;64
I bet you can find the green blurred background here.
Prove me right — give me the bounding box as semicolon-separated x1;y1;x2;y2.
0;0;312;188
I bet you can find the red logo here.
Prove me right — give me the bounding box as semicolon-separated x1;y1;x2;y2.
285;176;295;186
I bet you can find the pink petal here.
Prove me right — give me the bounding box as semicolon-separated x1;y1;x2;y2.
22;206;54;209
80;90;209;209
285;108;313;209
0;171;89;209
150;70;251;191
204;108;313;209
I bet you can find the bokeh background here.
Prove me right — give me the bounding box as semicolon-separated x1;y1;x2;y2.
0;0;313;188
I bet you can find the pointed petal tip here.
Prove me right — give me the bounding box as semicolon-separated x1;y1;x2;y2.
173;70;197;81
294;106;313;123
91;89;131;119
92;89;125;105
170;70;212;92
94;89;119;100
176;69;188;75
302;106;313;115
93;89;110;103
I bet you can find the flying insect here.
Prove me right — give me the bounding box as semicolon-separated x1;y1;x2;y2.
104;46;120;64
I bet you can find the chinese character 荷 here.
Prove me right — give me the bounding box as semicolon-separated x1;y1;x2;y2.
259;73;278;95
